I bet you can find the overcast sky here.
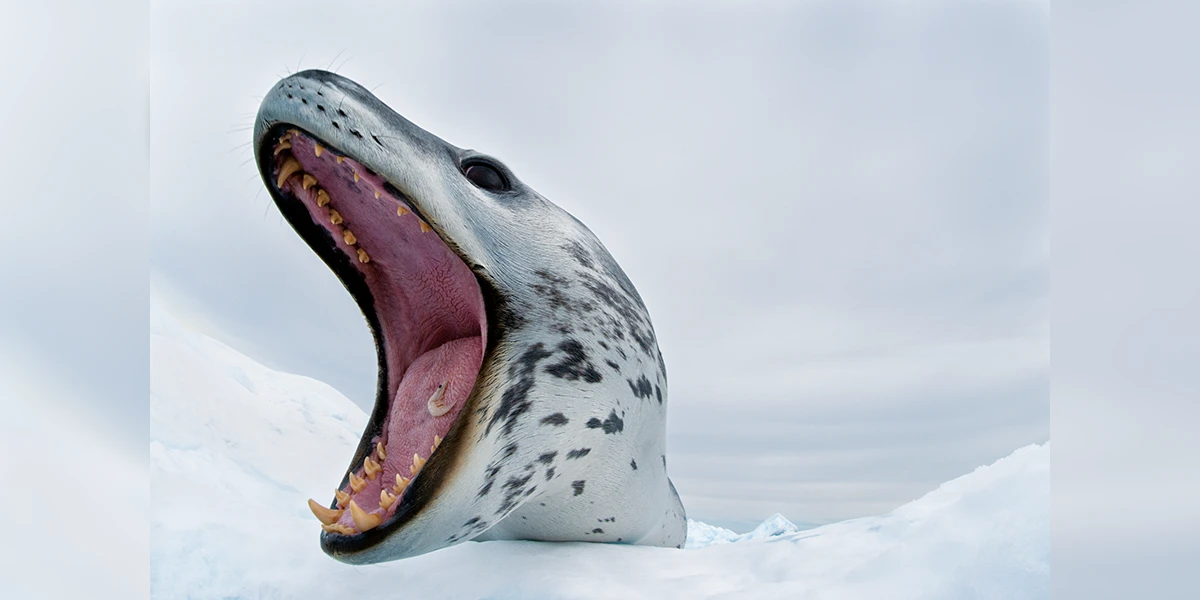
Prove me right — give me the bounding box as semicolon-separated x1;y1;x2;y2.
149;0;1047;531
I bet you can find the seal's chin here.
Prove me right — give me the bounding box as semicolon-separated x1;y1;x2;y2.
264;127;487;539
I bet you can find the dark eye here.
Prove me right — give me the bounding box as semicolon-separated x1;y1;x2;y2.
463;161;508;192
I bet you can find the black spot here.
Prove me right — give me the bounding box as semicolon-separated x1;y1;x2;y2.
545;467;555;481
545;339;602;383
566;448;591;459
655;384;662;404
463;517;480;527
630;458;638;470
662;455;667;467
585;410;624;434
487;343;553;436
540;413;569;426
605;359;620;373
537;451;557;464
628;375;653;400
572;480;586;496
502;443;518;459
477;480;493;498
564;241;596;270
497;472;535;515
592;528;604;534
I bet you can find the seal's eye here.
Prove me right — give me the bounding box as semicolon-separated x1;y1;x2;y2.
463;161;508;192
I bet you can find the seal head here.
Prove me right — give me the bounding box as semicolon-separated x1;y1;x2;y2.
253;70;685;563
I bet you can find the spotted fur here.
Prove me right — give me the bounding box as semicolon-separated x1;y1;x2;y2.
254;70;686;563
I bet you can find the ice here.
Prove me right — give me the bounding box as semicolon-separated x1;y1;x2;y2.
151;298;1049;599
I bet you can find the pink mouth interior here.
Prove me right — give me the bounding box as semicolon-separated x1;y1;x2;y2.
272;130;486;533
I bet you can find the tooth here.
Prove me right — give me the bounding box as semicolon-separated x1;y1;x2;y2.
330;210;343;225
322;523;355;535
393;474;410;495
357;248;370;264
434;434;442;447
335;489;351;507
273;141;292;156
397;205;409;217
336;156;344;164
276;158;302;188
420;220;432;233
314;143;324;157
376;441;387;460
307;498;343;525
316;189;331;206
349;471;366;493
302;174;317;190
364;455;381;479
374;189;381;199
426;382;452;417
353;171;360;182
343;230;357;245
411;453;426;476
348;500;383;532
380;489;397;510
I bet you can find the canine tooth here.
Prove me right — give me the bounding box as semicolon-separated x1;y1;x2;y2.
316;189;330;206
348;500;382;532
353;171;360;182
302;174;317;190
380;489;397;510
397;205;409;217
329;210;343;225
314;143;323;157
276;158;302;188
322;523;355;535
434;434;442;447
335;489;351;507
349;471;366;493
411;453;426;476
307;498;343;525
336;156;344;164
357;248;370;264
272;141;292;156
376;441;387;460
343;230;357;245
393;474;410;495
426;382;451;417
420;220;432;233
364;455;381;479
374;189;381;199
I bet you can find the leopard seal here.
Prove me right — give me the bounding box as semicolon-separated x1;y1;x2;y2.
252;70;685;563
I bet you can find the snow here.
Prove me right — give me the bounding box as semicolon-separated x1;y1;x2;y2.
151;298;1049;599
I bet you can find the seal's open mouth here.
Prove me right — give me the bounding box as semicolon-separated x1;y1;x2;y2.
265;127;487;537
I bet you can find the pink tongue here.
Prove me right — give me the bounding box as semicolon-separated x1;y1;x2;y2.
384;336;483;472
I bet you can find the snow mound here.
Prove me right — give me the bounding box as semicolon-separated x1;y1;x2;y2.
150;299;1049;599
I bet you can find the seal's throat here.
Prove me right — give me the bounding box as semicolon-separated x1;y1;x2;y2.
267;127;488;537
